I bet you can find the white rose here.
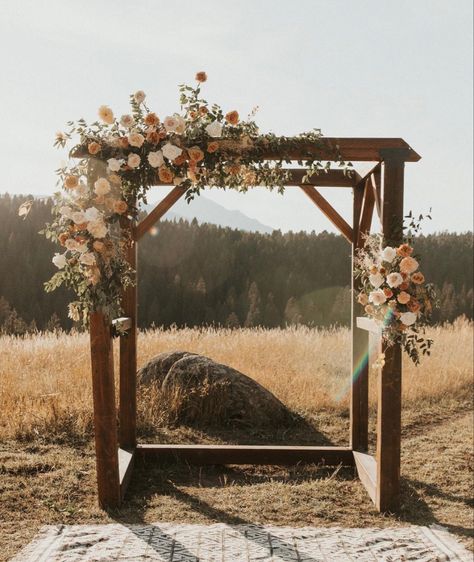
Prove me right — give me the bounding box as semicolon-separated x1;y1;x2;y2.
163;115;178;132
381;246;397;263
369;289;387;306
79;252;96;266
87;220;108;238
162;142;183;161
94;177;111;196
134;90;146;104
128;132;145;148
127;153;141;168
386;272;403;288
205;121;223;138
84;207;101;222
71;211;86;224
107;158;122;172
369;273;384;289
400;311;417;326
52;253;67;269
147;150;164;168
120;114;135;128
59;206;73;218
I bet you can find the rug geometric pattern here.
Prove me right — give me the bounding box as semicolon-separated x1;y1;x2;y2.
11;523;472;562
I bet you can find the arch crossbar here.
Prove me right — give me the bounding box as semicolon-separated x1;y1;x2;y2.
87;138;418;513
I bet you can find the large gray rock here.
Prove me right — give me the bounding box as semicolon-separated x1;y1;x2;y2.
138;351;294;428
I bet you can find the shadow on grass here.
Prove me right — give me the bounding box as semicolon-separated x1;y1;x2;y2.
400;478;474;541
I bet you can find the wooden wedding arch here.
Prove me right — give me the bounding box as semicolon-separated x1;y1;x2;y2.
86;137;420;513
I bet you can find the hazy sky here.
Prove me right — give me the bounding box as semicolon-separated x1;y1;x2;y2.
1;0;472;233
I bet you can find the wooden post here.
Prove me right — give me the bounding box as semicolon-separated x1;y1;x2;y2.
90;311;121;508
376;150;405;512
119;216;137;450
350;184;369;451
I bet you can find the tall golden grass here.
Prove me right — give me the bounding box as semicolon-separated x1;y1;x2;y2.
0;318;472;440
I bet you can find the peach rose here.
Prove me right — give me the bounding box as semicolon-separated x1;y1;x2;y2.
93;240;105;253
357;293;368;305
397;291;411;304
225;110;239;125
411;272;425;284
88;141;101;155
144;112;160;127
58;232;69;246
399;281;409;291
113;200;128;214
364;304;375;315
64;175;79;189
158;166;174;183
207;141;219;153
188;146;204;162
195;71;207;83
397;243;413;257
227;163;241;175
383;288;393;298
174;153;187;166
108;173;122;186
98;105;114;124
128;132;145;148
400;256;419;274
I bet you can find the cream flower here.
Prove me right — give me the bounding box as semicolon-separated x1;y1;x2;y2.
147;150;164;168
369;289;387;306
381;246;397;263
369;272;384;289
400;311;417;326
65;239;79;251
98;105;114;124
59;205;73;218
162;142;183;161
174;115;186;134
127;153;141;168
52;253;67;269
134;90;146;104
79;252;96;266
163;115;178;132
386;272;403;288
71;211;86;224
87;220;108;238
94;177;111;196
357;292;368;306
107;158;123;172
84;207;101;222
128;132;145;148
205;121;223;138
120;114;135;128
400;256;419;274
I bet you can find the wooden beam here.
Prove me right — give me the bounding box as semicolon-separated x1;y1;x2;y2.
118;447;135;500
136;444;354;466
119;211;137;450
300;185;353;243
376;154;405;513
73;137;421;162
350;185;369;453
89;311;121;508
371;165;382;221
135;186;187;240
150;169;360;188
354;451;377;504
357;178;375;246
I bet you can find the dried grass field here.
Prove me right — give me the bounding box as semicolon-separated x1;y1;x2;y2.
0;318;473;559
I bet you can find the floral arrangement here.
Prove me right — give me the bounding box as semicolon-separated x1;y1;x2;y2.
355;214;437;365
42;72;350;325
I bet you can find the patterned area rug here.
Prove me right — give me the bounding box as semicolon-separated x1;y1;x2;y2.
11;523;471;561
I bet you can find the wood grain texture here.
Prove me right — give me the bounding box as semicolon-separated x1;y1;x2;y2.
89;311;121;508
300;185;353;242
135;186;187;240
136;444;355;466
376;154;405;512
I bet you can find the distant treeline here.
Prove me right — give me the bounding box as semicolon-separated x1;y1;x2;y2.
0;193;472;334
